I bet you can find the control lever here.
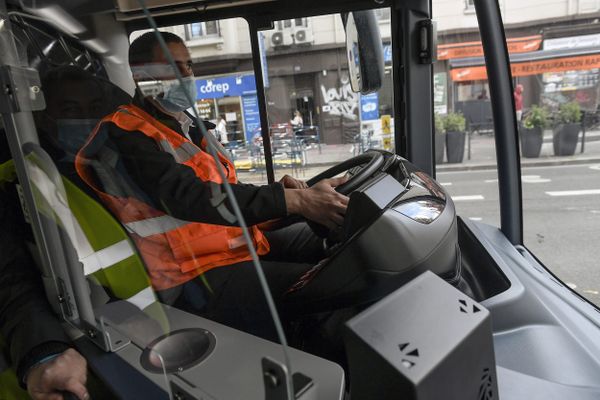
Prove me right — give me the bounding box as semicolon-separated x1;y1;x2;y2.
263;357;315;400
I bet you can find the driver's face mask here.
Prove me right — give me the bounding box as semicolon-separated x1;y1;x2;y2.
131;64;197;113
56;118;99;160
158;76;198;113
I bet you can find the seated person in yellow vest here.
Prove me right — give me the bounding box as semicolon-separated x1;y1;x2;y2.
75;32;349;341
0;65;160;399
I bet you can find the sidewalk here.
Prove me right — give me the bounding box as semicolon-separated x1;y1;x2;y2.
236;129;600;182
438;129;600;171
298;129;600;171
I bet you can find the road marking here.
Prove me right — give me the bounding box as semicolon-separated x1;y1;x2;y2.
584;289;599;295
546;189;600;197
522;175;551;183
592;210;600;214
440;182;452;186
488;176;551;183
566;282;577;290
469;217;482;221
453;195;485;201
591;165;600;171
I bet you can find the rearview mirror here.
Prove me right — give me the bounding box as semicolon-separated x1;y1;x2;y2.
344;10;385;94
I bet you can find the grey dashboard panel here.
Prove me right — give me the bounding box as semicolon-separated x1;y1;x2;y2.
464;220;600;398
98;304;345;400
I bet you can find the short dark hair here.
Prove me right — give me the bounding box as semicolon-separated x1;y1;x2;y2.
128;31;185;66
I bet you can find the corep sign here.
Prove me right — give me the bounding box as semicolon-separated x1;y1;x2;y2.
195;75;257;99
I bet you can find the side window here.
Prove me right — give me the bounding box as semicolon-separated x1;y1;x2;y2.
433;4;501;227
513;21;600;305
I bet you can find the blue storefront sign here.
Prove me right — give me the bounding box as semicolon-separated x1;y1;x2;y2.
360;92;379;121
195;74;257;100
258;32;269;88
383;44;392;64
242;94;260;142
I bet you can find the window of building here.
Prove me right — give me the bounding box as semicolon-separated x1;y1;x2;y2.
185;21;220;40
374;8;391;21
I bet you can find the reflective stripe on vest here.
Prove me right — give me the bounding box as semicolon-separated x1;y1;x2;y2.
8;157;163;318
27;163;133;276
124;214;190;238
75;103;270;291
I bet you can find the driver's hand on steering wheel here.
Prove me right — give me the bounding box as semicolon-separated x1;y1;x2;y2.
279;174;308;189
284;176;349;230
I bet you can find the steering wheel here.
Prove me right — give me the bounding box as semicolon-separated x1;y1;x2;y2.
305;151;384;195
263;151;384;234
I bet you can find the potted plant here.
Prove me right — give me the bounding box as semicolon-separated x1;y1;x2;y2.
553;101;581;156
443;112;466;163
434;113;445;164
520;105;548;158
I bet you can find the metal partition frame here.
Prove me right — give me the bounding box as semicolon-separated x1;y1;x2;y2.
475;0;524;245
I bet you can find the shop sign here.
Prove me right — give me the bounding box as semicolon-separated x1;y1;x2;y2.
381;115;392;134
258;32;269;88
195;74;257;99
434;73;447;114
360;92;379;121
544;33;600;51
450;54;600;82
242;94;260;142
196;99;214;121
383;44;392;64
438;35;542;60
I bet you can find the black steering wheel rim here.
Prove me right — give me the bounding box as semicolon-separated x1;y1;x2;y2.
306;151;384;195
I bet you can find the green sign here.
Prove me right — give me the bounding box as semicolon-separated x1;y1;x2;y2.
434;73;448;114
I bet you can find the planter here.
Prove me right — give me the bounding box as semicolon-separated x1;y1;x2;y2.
435;134;445;164
553;123;580;156
446;130;466;163
520;126;543;158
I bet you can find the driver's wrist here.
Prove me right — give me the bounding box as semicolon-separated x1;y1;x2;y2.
283;188;304;215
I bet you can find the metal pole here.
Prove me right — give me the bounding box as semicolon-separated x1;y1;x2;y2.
248;19;275;183
581;111;586;154
476;0;523;245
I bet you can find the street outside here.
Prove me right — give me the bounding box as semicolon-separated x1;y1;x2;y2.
236;129;600;306
440;163;600;307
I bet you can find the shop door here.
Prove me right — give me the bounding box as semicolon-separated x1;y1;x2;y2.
216;96;243;142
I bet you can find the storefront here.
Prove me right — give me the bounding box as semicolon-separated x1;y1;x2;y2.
449;45;600;112
194;73;260;142
438;31;600;126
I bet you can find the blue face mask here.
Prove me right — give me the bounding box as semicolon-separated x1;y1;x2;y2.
160;76;197;112
56;118;99;159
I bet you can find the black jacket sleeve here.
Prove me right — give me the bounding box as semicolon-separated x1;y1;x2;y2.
98;123;288;226
0;191;71;385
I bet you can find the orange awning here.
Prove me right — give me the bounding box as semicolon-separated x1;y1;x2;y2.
438;35;542;60
450;53;600;82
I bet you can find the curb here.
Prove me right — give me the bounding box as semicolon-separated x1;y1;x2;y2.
437;157;600;172
284;156;600;173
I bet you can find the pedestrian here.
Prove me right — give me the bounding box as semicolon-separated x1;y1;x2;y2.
216;114;228;144
514;84;524;121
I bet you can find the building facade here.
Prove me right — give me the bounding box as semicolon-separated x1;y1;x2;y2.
133;0;600;143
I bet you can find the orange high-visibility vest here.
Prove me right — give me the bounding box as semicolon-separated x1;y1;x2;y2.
75;103;270;291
